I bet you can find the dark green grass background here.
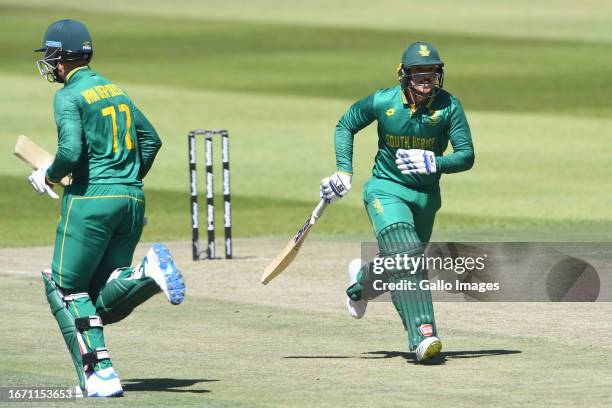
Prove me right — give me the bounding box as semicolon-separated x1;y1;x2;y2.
1;2;611;246
2;6;611;115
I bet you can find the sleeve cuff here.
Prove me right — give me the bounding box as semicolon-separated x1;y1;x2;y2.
434;157;443;173
45;167;61;184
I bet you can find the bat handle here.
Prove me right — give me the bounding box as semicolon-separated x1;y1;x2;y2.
312;198;328;219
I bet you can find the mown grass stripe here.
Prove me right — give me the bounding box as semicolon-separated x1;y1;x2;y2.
1;5;611;116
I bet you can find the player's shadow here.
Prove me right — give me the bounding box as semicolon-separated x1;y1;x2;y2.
197;255;257;261
362;349;522;365
284;349;521;365
122;378;218;393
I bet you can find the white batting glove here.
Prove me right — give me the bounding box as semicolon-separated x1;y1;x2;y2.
395;149;437;175
320;172;352;204
28;167;59;199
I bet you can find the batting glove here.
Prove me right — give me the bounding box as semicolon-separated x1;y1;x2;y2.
395;149;437;175
28;166;59;199
320;171;352;204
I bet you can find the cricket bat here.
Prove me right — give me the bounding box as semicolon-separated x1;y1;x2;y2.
14;135;71;186
261;199;328;285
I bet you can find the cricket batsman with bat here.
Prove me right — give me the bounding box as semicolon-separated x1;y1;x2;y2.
320;41;474;362
29;19;186;396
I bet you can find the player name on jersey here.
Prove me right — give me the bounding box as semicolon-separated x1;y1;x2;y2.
80;84;125;105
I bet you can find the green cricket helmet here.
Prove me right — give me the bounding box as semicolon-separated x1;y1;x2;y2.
397;41;444;103
35;19;93;82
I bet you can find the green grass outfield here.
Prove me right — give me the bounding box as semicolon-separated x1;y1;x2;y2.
1;1;612;245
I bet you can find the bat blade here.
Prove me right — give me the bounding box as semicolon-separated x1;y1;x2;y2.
261;217;314;284
14;135;71;186
261;199;327;285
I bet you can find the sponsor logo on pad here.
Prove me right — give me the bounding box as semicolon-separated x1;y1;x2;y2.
419;324;433;337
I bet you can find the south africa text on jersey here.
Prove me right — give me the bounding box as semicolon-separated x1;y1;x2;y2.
385;134;436;150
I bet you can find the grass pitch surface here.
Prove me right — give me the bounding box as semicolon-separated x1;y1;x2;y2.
1;240;611;407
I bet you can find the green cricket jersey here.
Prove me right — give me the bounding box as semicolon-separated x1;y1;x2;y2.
335;85;474;191
46;66;161;186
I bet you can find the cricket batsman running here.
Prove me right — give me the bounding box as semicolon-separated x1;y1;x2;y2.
29;19;186;396
320;42;474;362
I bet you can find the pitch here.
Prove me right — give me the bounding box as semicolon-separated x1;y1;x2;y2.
1;239;610;407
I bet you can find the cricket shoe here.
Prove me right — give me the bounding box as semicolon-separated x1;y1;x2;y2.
86;367;123;397
346;258;367;319
415;336;442;363
144;243;185;305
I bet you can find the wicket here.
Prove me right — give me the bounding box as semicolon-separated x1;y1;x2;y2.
188;129;232;260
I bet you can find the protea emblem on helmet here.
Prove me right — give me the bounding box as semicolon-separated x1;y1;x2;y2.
397;41;445;106
418;45;431;57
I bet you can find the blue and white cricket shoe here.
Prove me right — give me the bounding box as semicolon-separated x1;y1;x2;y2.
86;367;123;397
144;243;186;305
